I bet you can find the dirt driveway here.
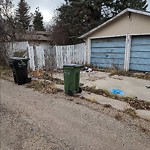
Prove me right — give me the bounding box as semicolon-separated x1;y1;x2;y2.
0;79;150;150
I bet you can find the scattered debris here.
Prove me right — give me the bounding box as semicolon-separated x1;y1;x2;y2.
104;104;112;108
146;85;150;89
30;69;44;78
124;108;137;118
79;96;85;99
111;89;124;96
67;98;74;101
31;77;39;81
83;66;93;72
85;98;98;104
87;76;106;81
0;66;12;77
111;75;123;80
115;113;123;121
76;102;81;105
42;72;64;85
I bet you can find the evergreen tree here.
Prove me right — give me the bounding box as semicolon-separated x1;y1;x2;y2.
110;0;148;16
51;0;148;45
15;0;30;30
52;0;111;44
33;7;45;31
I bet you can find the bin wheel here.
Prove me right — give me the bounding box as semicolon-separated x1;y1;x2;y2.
78;87;82;93
13;73;17;83
68;90;74;96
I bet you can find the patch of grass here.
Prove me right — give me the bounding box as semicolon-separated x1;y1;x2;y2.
0;66;12;77
82;86;150;110
26;80;63;94
108;69;150;80
109;69;131;77
115;113;123;121
124;108;137;118
85;98;97;103
42;72;64;85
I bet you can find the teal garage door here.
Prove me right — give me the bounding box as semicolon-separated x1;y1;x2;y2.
130;35;150;72
91;37;126;69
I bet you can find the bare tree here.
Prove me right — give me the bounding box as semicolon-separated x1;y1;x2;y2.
0;0;16;65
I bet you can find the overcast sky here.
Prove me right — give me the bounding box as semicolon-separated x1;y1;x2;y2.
13;0;64;22
13;0;150;22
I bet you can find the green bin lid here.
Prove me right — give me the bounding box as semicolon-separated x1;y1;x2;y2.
63;64;83;68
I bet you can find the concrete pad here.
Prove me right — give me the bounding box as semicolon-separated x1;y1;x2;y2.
136;110;150;120
80;72;150;102
54;71;150;102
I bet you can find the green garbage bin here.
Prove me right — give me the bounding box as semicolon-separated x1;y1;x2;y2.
9;57;30;85
63;64;83;96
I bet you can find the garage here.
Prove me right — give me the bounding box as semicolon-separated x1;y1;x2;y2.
80;8;150;72
130;35;150;72
91;37;126;69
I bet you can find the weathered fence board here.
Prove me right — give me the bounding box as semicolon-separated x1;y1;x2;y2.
8;42;29;56
56;43;86;69
45;46;57;71
8;42;86;70
31;43;86;70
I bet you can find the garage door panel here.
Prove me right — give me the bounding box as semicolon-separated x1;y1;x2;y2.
91;53;125;59
131;37;150;45
91;57;124;64
130;58;150;65
132;45;150;52
92;47;125;53
130;51;150;58
91;58;124;69
130;64;150;72
130;35;150;72
91;37;125;69
131;45;150;52
91;61;124;69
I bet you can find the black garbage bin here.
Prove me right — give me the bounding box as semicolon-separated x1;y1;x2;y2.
9;57;30;85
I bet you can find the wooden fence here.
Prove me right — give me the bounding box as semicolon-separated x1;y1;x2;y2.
28;43;86;70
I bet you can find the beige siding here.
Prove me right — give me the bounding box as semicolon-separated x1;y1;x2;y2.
89;13;150;38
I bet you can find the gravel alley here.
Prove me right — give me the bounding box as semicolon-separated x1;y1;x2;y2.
0;79;150;150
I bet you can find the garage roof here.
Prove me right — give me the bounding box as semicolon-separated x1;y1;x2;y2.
80;8;150;38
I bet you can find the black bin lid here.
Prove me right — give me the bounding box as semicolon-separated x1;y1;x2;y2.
9;57;29;61
9;57;29;63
